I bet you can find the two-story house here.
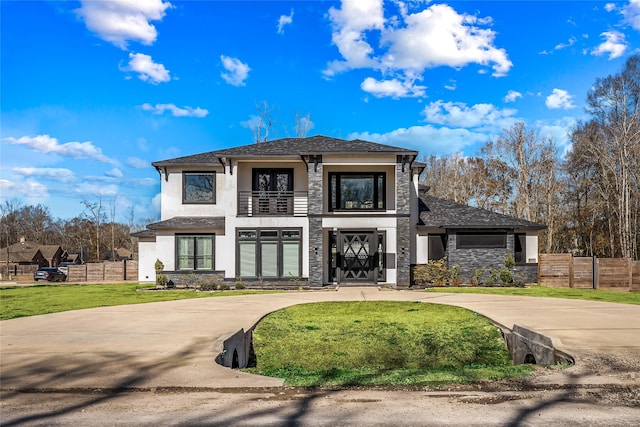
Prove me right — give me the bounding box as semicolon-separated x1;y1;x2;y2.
134;136;544;286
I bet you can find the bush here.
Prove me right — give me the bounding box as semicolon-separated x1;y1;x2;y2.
413;258;460;287
156;274;168;288
499;267;513;285
504;253;515;269
235;276;246;290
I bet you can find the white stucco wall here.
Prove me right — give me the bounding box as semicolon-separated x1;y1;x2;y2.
137;239;157;283
526;232;539;263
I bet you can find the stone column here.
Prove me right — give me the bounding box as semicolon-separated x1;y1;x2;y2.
307;157;323;286
396;156;411;287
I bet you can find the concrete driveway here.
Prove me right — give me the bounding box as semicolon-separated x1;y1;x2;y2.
1;287;639;392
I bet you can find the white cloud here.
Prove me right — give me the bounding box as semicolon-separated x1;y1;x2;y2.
504;90;523;103
75;0;172;49
126;157;149;168
605;3;617;12
623;0;640;30
324;1;511;99
553;37;577;51
105;168;124;178
220;55;250;86
360;76;426;98
3;134;116;163
591;31;627;59
348;125;489;156
12;167;75;183
277;10;294;34
421;100;517;128
141;103;208;117
76;182;119;197
0;179;49;199
545;89;576;110
121;52;170;84
535;117;577;157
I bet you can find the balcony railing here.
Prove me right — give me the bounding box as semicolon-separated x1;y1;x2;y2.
238;191;308;216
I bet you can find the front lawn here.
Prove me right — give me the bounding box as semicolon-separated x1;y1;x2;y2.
247;301;532;386
427;285;640;305
0;284;279;320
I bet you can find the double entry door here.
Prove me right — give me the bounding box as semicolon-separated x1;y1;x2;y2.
330;230;385;284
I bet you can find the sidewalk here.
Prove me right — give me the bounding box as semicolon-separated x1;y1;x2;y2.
1;288;639;392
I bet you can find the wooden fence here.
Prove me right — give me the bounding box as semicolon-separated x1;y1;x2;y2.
67;261;138;282
539;254;640;291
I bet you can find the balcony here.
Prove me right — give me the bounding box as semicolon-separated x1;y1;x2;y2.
238;191;308;216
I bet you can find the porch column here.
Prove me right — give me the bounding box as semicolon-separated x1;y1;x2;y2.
396;156;411;287
307;156;323;286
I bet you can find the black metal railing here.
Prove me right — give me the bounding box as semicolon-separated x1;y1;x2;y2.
238;191;308;216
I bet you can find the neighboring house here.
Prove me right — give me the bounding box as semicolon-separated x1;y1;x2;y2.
133;136;545;286
102;247;133;261
417;190;546;283
0;239;67;268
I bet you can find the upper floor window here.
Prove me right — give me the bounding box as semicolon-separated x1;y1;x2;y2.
329;172;385;211
183;172;215;204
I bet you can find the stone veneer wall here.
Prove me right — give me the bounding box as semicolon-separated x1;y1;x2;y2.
307;158;324;286
447;231;515;283
395;157;411;287
513;264;539;284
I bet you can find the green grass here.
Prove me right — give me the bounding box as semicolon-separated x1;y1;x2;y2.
0;284;278;320
427;285;640;305
247;301;532;387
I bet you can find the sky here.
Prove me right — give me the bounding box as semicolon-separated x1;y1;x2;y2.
1;0;640;222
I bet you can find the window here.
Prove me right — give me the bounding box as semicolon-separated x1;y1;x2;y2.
456;232;506;249
428;234;447;261
183;172;215;204
514;233;526;263
329;172;385;211
176;235;214;270
237;229;301;278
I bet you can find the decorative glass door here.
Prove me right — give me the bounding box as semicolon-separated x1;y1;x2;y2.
328;231;382;283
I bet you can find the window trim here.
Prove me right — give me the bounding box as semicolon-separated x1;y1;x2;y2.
175;234;215;271
182;171;216;204
236;228;302;279
329;172;386;212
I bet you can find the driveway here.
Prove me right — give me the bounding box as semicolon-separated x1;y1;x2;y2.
1;288;639;426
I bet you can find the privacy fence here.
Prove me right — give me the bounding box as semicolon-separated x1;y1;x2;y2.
539;254;640;292
66;261;138;282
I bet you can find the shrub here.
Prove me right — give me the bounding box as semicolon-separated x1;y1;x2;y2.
154;259;164;273
235;276;246;290
485;268;500;287
504;253;515;269
472;268;485;286
413;258;460;287
200;275;224;291
499;267;513;285
156;274;169;288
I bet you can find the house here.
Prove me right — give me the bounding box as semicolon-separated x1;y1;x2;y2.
133;136;544;286
417;190;546;283
0;239;67;268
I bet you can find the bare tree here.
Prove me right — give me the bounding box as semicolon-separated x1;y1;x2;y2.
294;110;313;138
250;101;275;143
82;197;104;262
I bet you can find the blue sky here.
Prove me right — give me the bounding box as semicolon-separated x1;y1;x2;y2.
2;0;640;222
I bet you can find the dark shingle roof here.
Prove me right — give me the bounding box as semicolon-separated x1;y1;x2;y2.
152;135;418;167
146;216;225;230
418;194;546;230
130;229;156;238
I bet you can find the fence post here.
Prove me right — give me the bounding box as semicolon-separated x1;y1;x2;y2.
595;258;600;289
569;253;574;288
592;256;597;290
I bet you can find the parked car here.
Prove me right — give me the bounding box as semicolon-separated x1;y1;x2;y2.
57;261;76;276
34;267;67;282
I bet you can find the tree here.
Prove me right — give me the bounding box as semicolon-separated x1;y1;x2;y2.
250;101;275;143
82;198;104;262
569;55;640;258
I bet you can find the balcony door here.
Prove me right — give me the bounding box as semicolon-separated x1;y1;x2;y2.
253;169;293;214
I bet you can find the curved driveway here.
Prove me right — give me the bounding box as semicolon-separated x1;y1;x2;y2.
1;287;639;392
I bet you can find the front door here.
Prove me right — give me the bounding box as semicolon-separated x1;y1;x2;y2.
330;230;383;284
